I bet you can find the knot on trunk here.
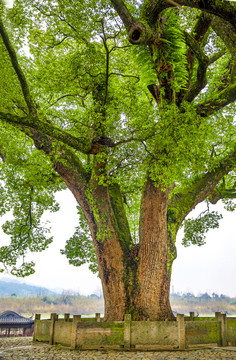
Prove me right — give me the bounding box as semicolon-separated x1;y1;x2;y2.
128;22;155;45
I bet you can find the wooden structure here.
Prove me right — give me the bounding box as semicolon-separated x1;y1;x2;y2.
0;310;34;337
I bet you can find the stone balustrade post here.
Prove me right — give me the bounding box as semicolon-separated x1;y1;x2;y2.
215;312;221;321
49;313;58;345
96;313;101;323
124;314;131;349
71;315;81;349
177;314;185;350
33;314;41;341
64;313;70;322
220;313;228;347
189;312;195;321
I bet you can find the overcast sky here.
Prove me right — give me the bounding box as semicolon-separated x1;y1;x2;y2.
0;189;235;297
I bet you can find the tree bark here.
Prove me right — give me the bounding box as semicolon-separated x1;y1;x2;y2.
134;179;174;320
54;161;130;321
87;180;128;321
54;156;176;321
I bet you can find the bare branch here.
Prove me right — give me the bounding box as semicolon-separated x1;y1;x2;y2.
111;133;156;148
108;72;140;82
48;35;69;48
50;93;88;108
58;12;78;33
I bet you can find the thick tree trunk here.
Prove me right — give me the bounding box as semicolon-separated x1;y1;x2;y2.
54;157;175;321
55;161;130;320
87;179;132;321
94;237;127;321
134;179;174;320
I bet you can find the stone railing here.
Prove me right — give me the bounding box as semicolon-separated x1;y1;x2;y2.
33;312;236;350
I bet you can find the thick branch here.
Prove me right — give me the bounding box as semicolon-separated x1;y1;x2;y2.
29;130;91;220
110;0;136;31
209;49;226;65
209;187;236;205
177;0;236;32
141;0;169;27
197;83;236;117
0;112;92;154
177;13;211;105
169;148;236;228
128;22;156;44
210;16;236;91
183;31;209;102
110;0;156;44
0;18;36;117
139;0;236;31
211;16;236;56
213;58;236;93
191;12;211;44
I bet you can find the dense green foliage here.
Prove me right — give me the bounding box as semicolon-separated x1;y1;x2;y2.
0;0;235;280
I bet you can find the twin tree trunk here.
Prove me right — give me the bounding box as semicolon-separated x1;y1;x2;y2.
58;161;175;321
92;179;175;321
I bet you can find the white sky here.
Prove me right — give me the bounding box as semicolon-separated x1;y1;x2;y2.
0;189;235;297
4;0;14;8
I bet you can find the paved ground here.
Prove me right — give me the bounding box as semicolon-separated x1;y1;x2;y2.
0;337;236;360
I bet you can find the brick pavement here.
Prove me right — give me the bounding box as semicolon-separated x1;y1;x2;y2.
0;337;236;360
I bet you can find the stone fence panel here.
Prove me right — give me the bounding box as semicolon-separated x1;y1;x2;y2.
130;321;178;347
33;312;236;350
185;321;220;346
77;321;124;349
227;318;236;346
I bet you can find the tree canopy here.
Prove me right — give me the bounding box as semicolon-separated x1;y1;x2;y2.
0;0;235;320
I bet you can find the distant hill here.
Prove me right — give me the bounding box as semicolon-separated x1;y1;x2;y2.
0;278;57;297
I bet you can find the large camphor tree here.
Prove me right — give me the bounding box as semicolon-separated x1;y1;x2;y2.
0;0;235;321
